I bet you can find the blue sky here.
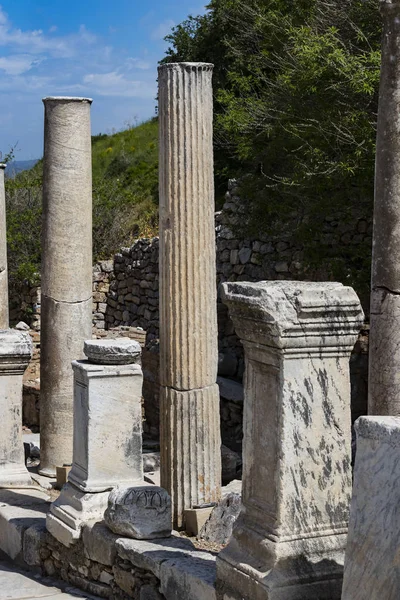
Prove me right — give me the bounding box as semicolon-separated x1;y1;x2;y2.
0;1;206;159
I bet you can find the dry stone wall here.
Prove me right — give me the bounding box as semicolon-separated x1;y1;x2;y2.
13;180;370;443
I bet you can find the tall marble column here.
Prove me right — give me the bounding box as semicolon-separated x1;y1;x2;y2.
369;0;400;415
0;164;9;329
39;97;93;477
0;329;32;487
158;63;221;528
217;281;364;600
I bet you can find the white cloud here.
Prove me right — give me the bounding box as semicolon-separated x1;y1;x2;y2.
0;54;41;75
150;19;175;41
0;6;96;58
126;57;151;71
83;71;156;98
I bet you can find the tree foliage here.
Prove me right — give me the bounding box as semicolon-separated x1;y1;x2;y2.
163;0;382;296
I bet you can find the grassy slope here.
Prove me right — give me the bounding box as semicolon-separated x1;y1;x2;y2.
5;119;160;288
91;118;159;259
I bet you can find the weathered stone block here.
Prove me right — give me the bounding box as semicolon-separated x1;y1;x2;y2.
217;281;363;600
342;416;400;599
105;486;172;540
82;521;119;566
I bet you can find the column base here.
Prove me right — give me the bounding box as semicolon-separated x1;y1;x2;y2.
0;464;32;488
38;464;57;478
216;527;346;600
160;383;222;529
46;481;109;547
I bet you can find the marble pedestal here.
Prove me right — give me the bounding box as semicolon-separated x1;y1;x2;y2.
0;330;32;487
342;416;400;599
216;282;364;600
47;339;144;546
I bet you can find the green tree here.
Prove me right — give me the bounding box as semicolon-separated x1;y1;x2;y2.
163;0;382;299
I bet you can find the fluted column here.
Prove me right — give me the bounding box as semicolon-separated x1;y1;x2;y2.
39;97;93;477
158;63;221;528
0;164;9;328
369;0;400;415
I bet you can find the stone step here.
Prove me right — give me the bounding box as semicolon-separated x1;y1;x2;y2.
0;488;49;563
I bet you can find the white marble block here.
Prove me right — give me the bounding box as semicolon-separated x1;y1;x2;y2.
105;485;172;540
216;281;364;600
0;330;32;487
47;339;144;546
342;416;400;599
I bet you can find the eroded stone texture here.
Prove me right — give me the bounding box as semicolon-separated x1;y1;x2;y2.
0;164;8;329
0;329;32;486
369;1;400;416
84;338;141;364
342;416;400;599
158;63;221;527
47;339;144;546
216;281;363;600
105;485;172;539
40;97;93;477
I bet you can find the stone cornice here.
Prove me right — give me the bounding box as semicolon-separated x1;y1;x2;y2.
221;281;364;351
0;329;32;373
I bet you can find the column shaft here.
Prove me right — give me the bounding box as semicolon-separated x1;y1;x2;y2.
369;1;400;415
39;97;93;476
0;165;9;328
158;63;221;527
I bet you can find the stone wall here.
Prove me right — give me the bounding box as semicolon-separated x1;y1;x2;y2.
14;180;371;443
24;521;216;600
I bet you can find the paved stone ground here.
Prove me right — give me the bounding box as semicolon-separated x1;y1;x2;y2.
0;560;97;599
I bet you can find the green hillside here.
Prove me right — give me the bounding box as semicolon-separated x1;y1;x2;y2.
5;118;159;290
91;118;159;258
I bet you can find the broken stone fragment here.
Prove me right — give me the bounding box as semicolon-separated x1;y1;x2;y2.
84;338;141;365
104;486;172;540
199;491;241;545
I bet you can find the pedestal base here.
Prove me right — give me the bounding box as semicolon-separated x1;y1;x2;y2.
0;464;32;488
216;531;345;600
38;465;56;478
46;482;109;547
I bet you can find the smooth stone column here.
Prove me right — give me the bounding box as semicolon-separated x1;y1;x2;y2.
0;329;32;486
369;0;400;415
342;416;400;600
158;62;221;528
46;338;144;546
216;281;364;600
40;97;93;476
0;164;9;328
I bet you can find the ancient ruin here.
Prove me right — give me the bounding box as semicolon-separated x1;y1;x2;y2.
47;337;144;546
217;281;363;599
342;416;400;599
158;62;221;528
369;0;400;416
0;163;8;329
0;0;399;592
0;329;32;487
39;97;93;476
